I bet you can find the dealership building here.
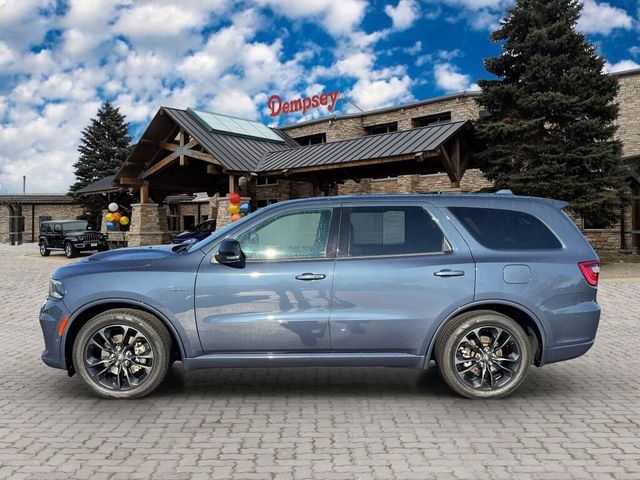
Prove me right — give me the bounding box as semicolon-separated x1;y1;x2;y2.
1;69;639;253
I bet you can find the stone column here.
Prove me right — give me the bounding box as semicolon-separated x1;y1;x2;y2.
100;210;109;234
215;195;251;231
397;174;419;194
0;205;9;244
126;203;170;246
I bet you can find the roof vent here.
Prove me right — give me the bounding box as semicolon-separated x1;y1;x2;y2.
495;189;514;195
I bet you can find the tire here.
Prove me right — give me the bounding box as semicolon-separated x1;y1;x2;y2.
64;242;78;258
435;310;531;399
39;241;50;257
72;309;172;399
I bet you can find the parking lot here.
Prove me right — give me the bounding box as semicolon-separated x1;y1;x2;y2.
0;243;639;480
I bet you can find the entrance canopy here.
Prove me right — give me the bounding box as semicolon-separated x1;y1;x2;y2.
113;106;476;201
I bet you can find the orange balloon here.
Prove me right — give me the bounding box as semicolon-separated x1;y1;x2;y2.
113;212;122;221
231;213;242;222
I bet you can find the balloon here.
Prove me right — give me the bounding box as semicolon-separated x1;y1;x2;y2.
119;216;129;226
229;192;241;204
228;203;240;215
113;212;122;221
108;202;118;212
240;203;250;214
105;213;114;222
231;213;242;222
106;221;115;230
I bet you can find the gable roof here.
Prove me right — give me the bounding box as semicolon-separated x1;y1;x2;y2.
76;175;120;195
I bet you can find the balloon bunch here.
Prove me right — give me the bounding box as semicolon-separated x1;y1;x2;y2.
105;203;130;231
228;193;250;222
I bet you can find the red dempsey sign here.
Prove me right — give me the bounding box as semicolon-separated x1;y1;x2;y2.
268;91;340;117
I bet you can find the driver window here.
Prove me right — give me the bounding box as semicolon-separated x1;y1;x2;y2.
238;209;333;261
54;224;61;233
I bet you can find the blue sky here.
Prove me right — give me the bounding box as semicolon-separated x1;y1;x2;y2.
0;0;638;193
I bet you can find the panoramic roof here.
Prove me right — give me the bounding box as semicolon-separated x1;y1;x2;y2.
188;108;285;143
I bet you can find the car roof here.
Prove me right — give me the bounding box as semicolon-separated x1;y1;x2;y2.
267;193;568;209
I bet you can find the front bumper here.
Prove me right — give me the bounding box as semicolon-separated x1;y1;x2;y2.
72;241;108;250
39;298;70;370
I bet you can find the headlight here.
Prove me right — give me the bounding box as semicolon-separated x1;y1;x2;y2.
49;279;65;300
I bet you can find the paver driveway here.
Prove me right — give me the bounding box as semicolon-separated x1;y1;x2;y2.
1;243;639;480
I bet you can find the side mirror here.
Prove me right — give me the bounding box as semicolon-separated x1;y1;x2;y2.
214;238;244;265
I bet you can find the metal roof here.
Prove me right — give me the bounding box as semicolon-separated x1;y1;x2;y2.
258;121;468;173
0;194;77;204
76;175;120;195
162;108;298;172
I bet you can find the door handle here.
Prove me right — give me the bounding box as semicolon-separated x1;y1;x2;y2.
295;273;326;281
434;269;465;277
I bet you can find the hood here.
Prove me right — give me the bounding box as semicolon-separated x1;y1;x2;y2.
86;244;175;264
66;229;103;235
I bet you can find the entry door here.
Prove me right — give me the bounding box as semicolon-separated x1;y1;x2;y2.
195;207;339;353
329;203;475;355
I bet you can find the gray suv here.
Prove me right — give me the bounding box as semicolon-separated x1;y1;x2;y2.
39;193;601;399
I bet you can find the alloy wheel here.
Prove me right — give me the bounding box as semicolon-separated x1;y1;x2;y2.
84;325;154;391
454;326;521;391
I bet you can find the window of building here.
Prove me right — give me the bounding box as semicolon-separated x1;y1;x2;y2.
238;209;334;260
449;207;562;250
342;206;450;257
200;215;209;222
412;112;452;127
167;204;180;232
183;215;196;230
256;176;278;186
295;133;326;146
582;216;609;230
256;199;278;208
365;122;398;135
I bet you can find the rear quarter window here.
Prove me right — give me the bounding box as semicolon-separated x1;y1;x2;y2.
448;207;562;250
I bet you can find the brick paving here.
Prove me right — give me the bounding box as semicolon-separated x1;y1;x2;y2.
0;243;639;480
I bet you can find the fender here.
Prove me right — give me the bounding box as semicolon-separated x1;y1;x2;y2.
419;299;548;368
62;297;192;365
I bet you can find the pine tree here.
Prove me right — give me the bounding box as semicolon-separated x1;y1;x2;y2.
69;102;132;224
476;0;627;225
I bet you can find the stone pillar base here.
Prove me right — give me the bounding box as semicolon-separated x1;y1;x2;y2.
215;195;251;231
126;203;170;247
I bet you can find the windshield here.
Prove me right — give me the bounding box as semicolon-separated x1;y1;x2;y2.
62;221;88;232
186;214;254;253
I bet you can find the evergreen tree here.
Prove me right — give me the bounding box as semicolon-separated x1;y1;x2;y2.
69;102;132;224
476;0;627;225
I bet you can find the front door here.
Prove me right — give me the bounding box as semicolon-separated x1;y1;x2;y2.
195;206;339;353
329;202;475;355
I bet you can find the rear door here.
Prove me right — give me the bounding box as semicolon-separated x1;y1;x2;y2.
329;201;475;355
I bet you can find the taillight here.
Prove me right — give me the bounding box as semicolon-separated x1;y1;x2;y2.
579;261;600;286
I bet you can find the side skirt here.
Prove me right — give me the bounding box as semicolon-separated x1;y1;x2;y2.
182;352;425;370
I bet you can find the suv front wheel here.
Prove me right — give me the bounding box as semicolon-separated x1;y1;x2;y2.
72;309;172;399
64;242;78;258
435;311;532;399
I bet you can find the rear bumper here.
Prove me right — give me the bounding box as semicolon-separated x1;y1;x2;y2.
540;339;595;365
39;299;69;370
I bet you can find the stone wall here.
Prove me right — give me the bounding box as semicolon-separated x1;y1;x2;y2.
615;71;640;159
282;94;480;143
127;203;170;246
0;202;83;244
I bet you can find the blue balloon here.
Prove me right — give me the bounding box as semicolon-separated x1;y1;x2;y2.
240;203;250;214
106;221;116;231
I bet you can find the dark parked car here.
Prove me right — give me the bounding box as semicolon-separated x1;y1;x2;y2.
39;220;108;258
40;193;600;399
171;219;216;244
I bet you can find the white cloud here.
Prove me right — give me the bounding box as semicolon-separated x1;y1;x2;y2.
434;63;478;92
577;0;633;35
404;41;422;55
604;59;640;73
254;0;367;36
385;0;421;30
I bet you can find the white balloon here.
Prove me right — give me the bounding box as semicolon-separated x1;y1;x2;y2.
108;202;118;212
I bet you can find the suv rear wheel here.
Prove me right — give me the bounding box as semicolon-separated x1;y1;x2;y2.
64;242;78;258
435;310;531;399
72;309;172;399
39;241;50;256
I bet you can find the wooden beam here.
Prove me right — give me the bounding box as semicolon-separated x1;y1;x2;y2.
207;164;222;174
178;129;186;166
184;149;221;164
228;175;239;193
140;182;149;203
141;151;178;179
119;177;143;186
439;145;460;187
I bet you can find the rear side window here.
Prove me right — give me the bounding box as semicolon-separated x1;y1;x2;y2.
342;206;450;257
449;207;562;250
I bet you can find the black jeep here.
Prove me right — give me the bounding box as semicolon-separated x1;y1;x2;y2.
39;220;108;258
